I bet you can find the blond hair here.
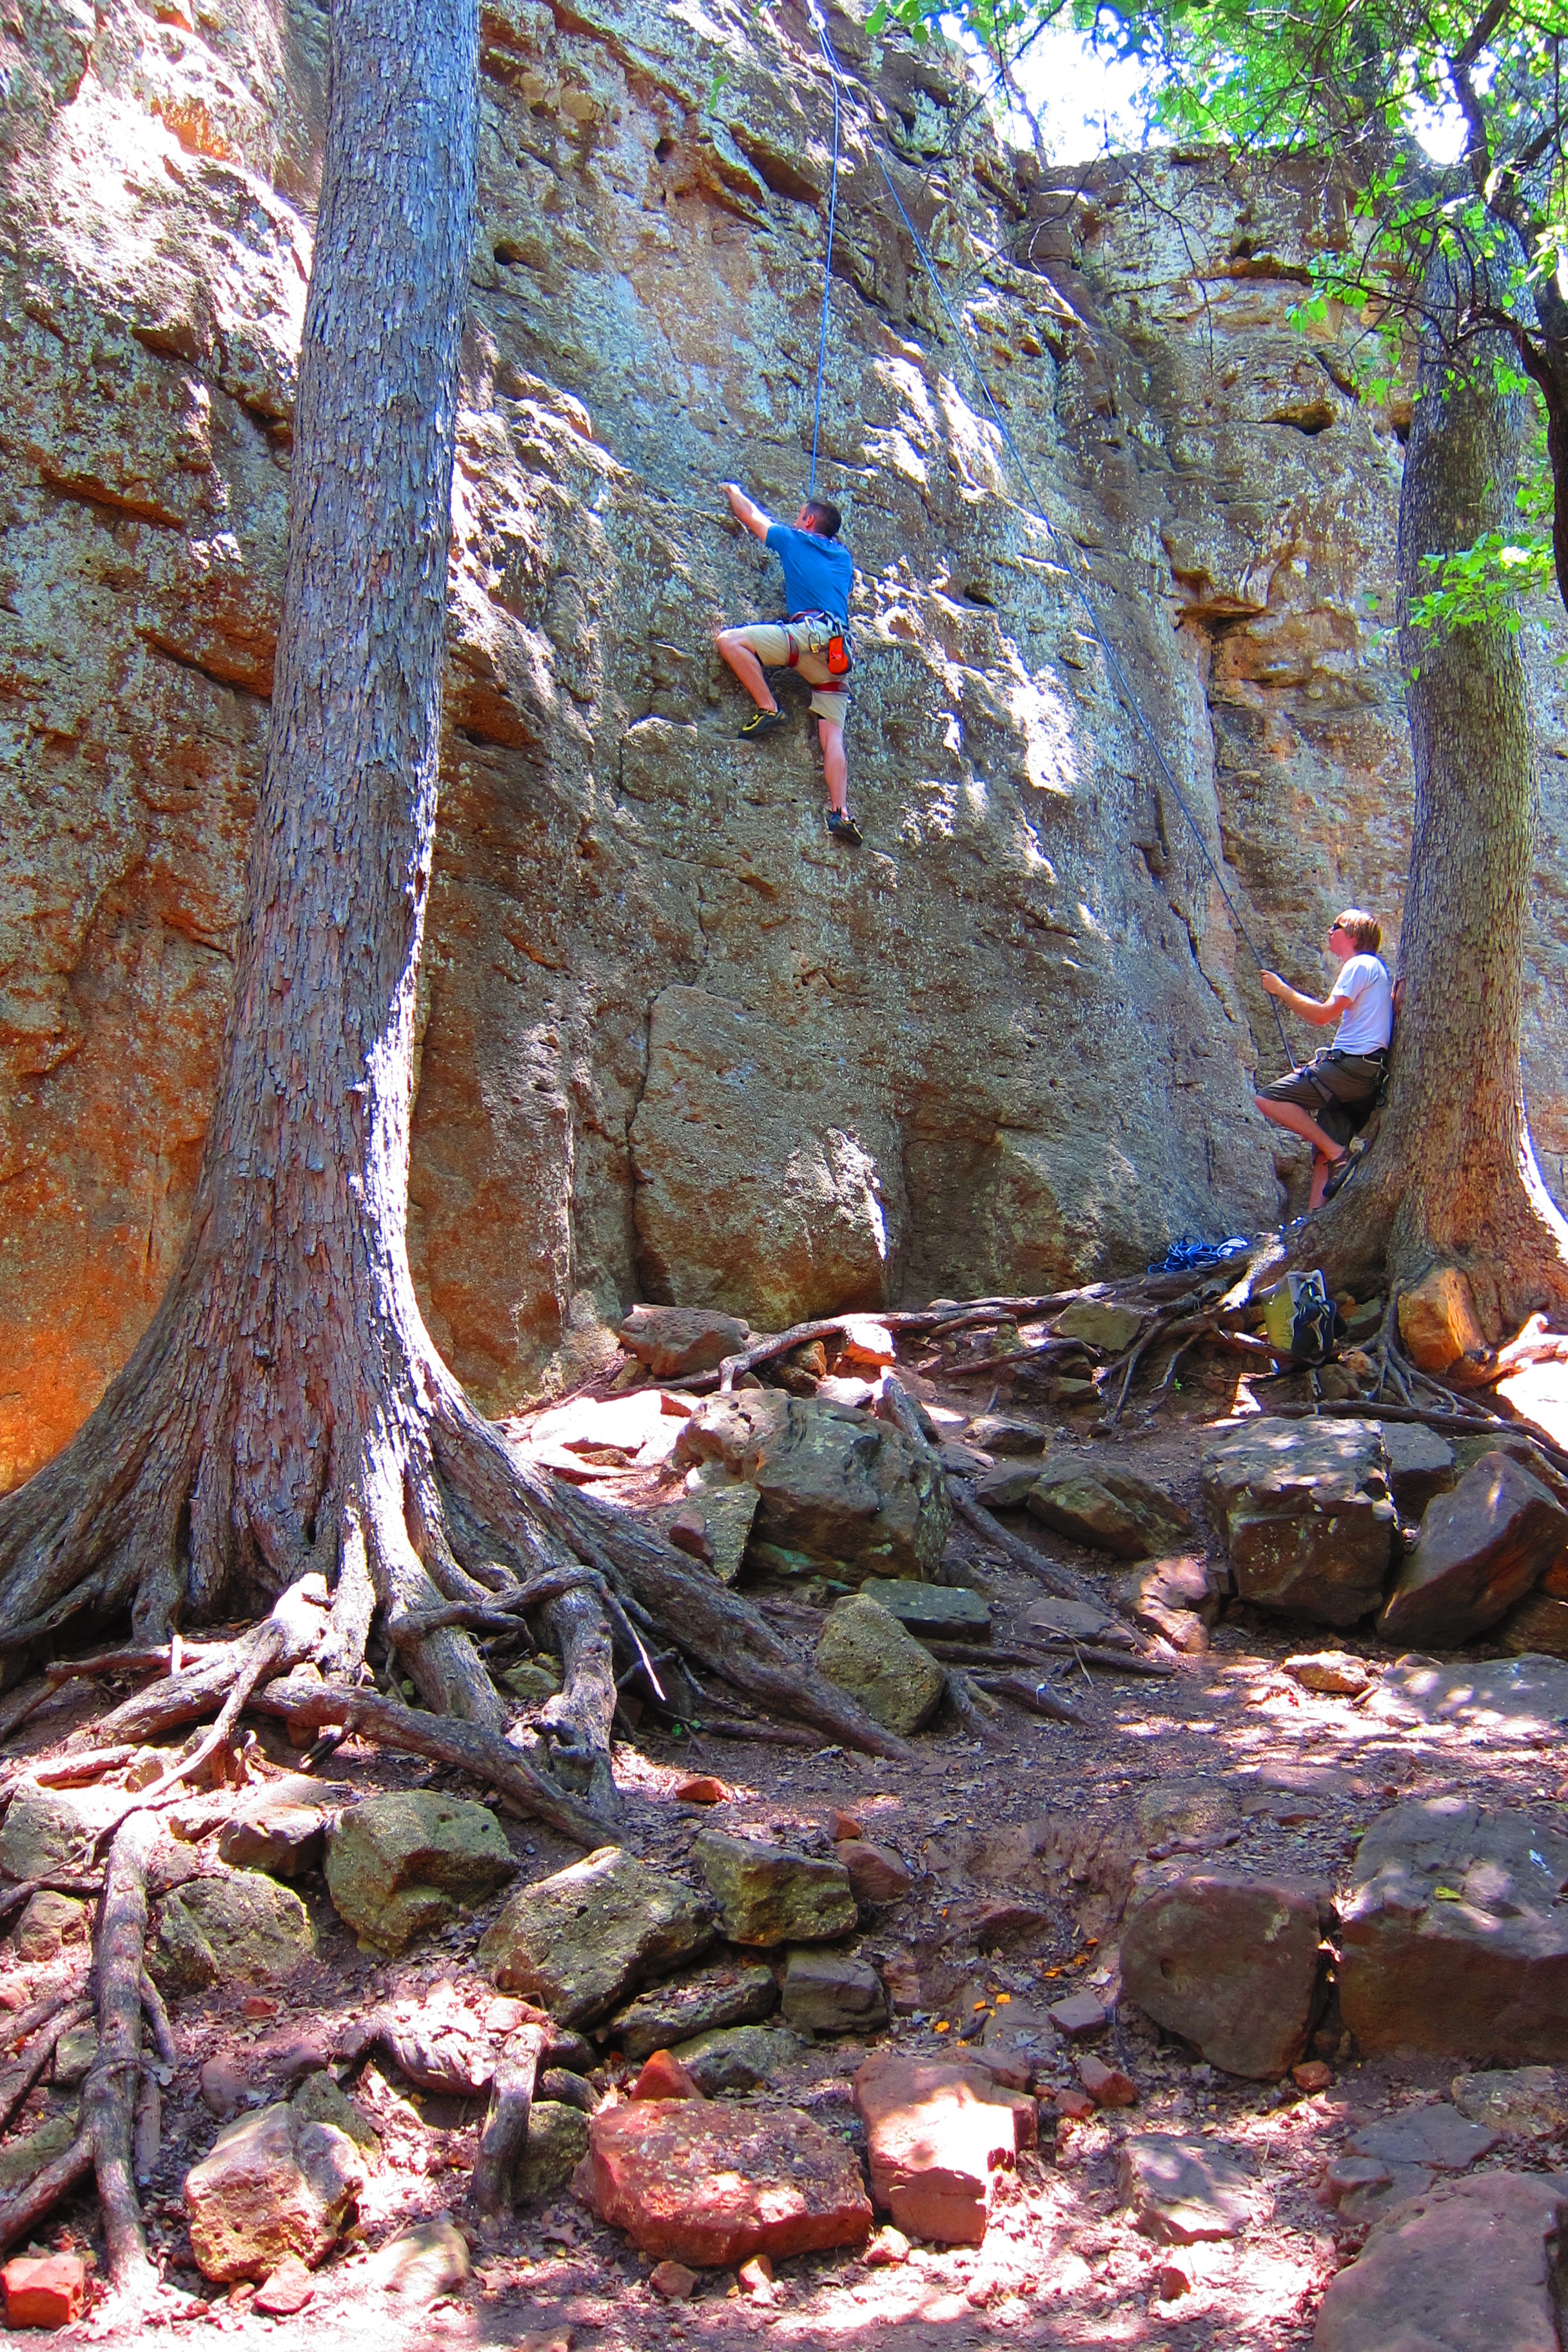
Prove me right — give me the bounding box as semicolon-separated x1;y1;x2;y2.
1334;908;1382;955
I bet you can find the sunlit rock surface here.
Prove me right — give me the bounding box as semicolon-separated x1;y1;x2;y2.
5;0;1567;1483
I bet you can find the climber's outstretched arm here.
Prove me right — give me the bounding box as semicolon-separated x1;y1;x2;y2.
722;482;772;540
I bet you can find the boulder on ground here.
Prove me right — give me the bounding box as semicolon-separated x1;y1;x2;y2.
1110;1555;1219;1652
1450;2066;1568;2140
974;1461;1041;1511
573;2098;873;2264
780;1947;887;2036
1026;1459;1193;1561
1382;1422;1456;1519
155;1868;315;1990
218;1776;349;1880
1117;2134;1251;2244
1119;1871;1330;2079
671;2024;802;2094
619;1305;751;1380
0;1781;122;1881
0;2110;79;2193
1054;1301;1144;1353
14;1888;90;1963
1283;1651;1373;1696
836;1840;912;1905
1366;1651;1568;1740
478;1845;714;2026
1202;1419;1395;1623
1313;2173;1567;2352
1137;1777;1240;1852
672;1391;950;1583
609;1960;779;2062
1379;1455;1568;1647
853;2051;1034;2246
813;1594;947;1736
323;1792;513;1955
1338;1797;1568;2061
692;1828;858;1945
660;1482;761;1585
365;2216;470;2301
632;2049;703;2101
518;2102;591;2202
859;1579;990;1640
963;1414;1050;1457
1498;1590;1568;1657
290;2071;380;2159
183;2101;368;2282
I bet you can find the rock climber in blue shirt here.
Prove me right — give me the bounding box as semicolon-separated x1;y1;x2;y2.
716;482;862;846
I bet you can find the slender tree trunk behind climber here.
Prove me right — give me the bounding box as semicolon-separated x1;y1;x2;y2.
1303;248;1568;1331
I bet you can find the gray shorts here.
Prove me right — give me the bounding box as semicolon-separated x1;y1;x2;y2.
728;621;849;726
1259;1050;1386;1146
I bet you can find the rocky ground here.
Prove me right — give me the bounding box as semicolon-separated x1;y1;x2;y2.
5;1315;1568;2349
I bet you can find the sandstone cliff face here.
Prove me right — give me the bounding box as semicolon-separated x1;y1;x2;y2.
3;0;1564;1485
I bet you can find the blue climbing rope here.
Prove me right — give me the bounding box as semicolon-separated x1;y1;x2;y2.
805;10;1293;1064
808;3;840;496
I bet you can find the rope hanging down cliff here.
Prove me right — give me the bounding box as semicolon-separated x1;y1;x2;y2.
801;4;1292;1064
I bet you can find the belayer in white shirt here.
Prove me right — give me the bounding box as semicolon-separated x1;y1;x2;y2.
1255;909;1394;1211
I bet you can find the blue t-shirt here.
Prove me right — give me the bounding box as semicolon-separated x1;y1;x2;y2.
765;522;853;624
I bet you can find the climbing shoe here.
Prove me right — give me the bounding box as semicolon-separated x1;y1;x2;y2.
827;810;863;846
1322;1132;1370;1204
738;706;786;740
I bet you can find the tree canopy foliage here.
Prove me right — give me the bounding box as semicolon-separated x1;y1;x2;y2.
874;0;1568;636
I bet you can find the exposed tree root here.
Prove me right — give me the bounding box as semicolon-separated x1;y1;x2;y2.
945;1668;1008;1748
250;1681;609;1845
0;1816;163;2286
975;1671;1094;1728
0;1997;93;2137
472;2021;548;2219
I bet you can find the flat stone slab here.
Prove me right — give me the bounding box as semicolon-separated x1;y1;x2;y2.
478;1846;715;2026
1120;1871;1331;2079
974;1462;1041;1512
1339;1798;1568;2062
1117;2133;1251;2244
609;1960;779;2062
1314;2173;1568;2352
860;1580;991;1638
573;2099;873;2266
1380;1455;1568;1648
692;1830;857;1946
853;2051;1034;2246
1048;1991;1108;2037
1203;1418;1395;1624
1367;1652;1568;1740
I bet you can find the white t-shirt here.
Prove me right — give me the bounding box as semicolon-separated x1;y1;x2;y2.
1331;953;1392;1055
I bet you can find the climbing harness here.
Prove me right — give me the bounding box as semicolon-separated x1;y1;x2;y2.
801;5;1293;1063
785;611;854;677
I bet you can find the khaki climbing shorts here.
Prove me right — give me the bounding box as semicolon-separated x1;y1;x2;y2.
728;621;849;727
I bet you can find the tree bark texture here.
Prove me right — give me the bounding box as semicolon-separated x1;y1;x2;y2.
1308;248;1568;1329
0;0;491;1702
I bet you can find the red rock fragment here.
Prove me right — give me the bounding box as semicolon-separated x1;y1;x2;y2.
672;1776;727;1806
738;2254;774;2299
838;1840;912;1905
1293;2059;1333;2093
669;1508;715;1567
1;2253;88;2328
829;1810;865;1842
1047;2088;1095;2122
631;2050;703;2102
1157;2263;1191;2301
252;2257;315;2316
574;2101;872;2266
853;2052;1034;2247
649;2259;698;2301
1078;2053;1138;2108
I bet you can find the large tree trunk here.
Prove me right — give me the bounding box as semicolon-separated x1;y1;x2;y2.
1293;250;1568;1334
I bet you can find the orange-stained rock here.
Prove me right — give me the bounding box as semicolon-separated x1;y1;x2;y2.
1398;1268;1489;1376
1;2252;88;2327
1078;2053;1138;2108
836;1839;912;1905
573;2099;872;2266
671;1776;727;1807
852;2051;1034;2246
631;2050;703;2101
649;2260;697;2301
